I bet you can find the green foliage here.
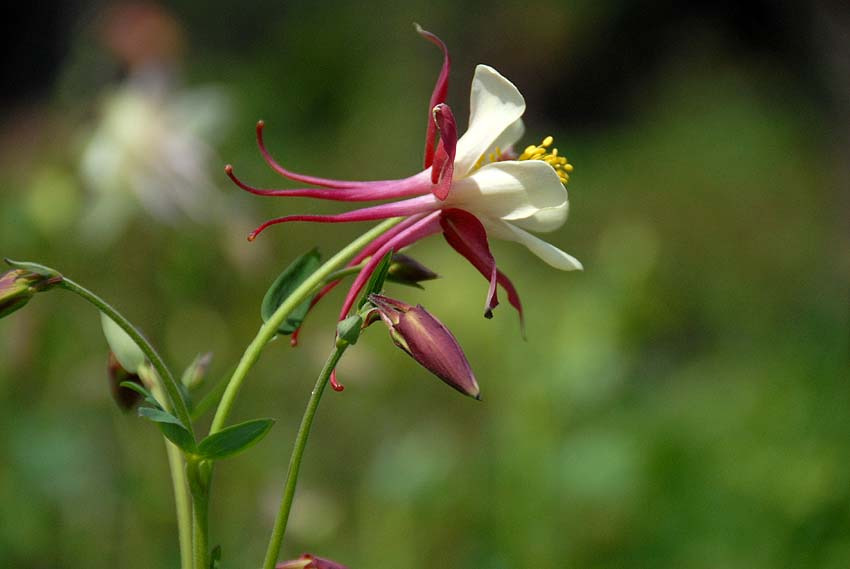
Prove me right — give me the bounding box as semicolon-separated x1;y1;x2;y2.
137;407;196;453
118;381;159;407
358;250;393;309
3;258;60;279
196;419;274;460
261;249;321;335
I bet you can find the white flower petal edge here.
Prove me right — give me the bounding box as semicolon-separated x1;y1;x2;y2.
488;118;525;156
482;217;583;271
510;200;570;233
447;161;567;231
454;65;526;177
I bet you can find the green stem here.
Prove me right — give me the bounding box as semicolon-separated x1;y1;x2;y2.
150;380;193;569
187;460;212;569
323;263;366;283
58;276;195;569
208;217;402;435
261;345;347;569
165;440;194;569
59;278;194;433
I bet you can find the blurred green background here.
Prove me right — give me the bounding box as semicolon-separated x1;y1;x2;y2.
1;1;847;567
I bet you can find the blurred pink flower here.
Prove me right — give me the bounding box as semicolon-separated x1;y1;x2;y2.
275;553;347;569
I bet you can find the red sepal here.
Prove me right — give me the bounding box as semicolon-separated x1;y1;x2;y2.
416;25;451;169
430;104;457;201
439;209;499;317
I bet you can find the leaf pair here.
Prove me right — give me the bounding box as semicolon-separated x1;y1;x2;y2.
123;381;274;460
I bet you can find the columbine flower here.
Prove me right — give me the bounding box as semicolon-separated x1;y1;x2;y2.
276;553;348;569
226;25;581;362
368;294;480;399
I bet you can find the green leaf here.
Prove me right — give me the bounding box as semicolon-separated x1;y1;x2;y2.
358;249;394;309
210;545;221;569
158;422;196;453
138;406;196;452
101;312;146;373
261;249;321;335
119;381;160;408
196;418;275;460
138;406;183;426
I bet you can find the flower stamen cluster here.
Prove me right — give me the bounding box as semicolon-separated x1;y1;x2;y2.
517;135;574;185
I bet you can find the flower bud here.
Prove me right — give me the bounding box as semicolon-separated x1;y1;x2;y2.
368;294;480;399
0;267;62;319
181;352;213;390
387;253;438;288
276;554;348;569
336;314;363;347
108;351;144;411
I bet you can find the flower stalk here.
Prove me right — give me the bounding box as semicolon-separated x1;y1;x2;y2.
262;344;348;569
187;458;213;569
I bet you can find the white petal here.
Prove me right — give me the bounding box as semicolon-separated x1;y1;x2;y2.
511;199;569;233
454;65;526;177
482;217;583;271
446;160;567;232
489;118;525;155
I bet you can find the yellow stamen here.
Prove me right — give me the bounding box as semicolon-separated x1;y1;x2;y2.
517;135;573;186
472;135;573;186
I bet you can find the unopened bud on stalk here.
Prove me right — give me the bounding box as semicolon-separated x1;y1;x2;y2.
387;253;438;288
0;263;63;319
181;352;213;390
108;351;144;410
336;314;363;348
276;553;348;569
368;293;480;399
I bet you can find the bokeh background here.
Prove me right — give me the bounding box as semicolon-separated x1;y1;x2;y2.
1;1;848;568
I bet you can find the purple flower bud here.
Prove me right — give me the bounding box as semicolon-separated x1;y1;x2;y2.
276;553;348;569
368;294;480;399
0;268;61;319
387;253;439;288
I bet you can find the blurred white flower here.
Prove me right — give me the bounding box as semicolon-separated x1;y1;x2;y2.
79;70;230;241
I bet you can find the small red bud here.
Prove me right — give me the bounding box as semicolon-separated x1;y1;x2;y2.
276;553;348;569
